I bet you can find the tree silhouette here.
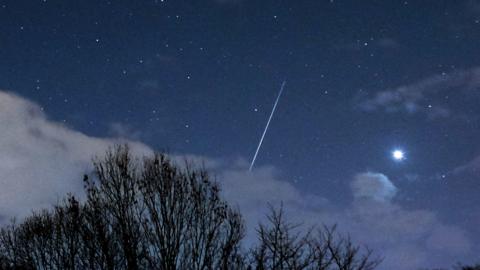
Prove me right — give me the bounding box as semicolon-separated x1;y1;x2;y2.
0;145;380;270
451;264;480;270
250;205;380;270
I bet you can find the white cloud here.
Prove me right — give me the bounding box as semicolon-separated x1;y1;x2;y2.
350;172;397;202
0;91;151;220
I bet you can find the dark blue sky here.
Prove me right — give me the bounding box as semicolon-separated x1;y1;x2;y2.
1;0;480;267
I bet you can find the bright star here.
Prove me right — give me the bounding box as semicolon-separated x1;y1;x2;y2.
392;150;405;161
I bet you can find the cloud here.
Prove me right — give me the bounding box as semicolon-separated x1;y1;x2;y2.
357;66;480;189
452;154;480;176
350;172;397;202
357;67;480;120
0;91;151;220
0;90;475;269
426;225;472;254
215;168;474;269
108;122;143;140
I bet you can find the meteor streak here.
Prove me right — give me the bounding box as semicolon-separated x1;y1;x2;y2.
249;81;286;172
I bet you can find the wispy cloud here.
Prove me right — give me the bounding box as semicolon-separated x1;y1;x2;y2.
453;154;480;175
357;67;480;121
108;122;143;140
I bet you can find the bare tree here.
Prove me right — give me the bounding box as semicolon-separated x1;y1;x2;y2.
139;153;245;270
250;206;380;270
86;145;147;270
51;195;83;269
251;204;315;270
0;145;246;270
319;226;379;270
0;144;383;270
81;174;121;270
0;219;34;269
0;196;84;270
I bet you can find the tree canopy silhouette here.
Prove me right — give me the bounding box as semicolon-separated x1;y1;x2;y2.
0;145;380;270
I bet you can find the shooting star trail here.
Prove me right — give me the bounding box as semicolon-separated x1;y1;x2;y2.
249;80;287;172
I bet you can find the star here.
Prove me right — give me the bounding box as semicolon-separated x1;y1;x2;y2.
392;149;405;161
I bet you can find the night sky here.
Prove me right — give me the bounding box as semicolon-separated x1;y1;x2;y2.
1;0;480;268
